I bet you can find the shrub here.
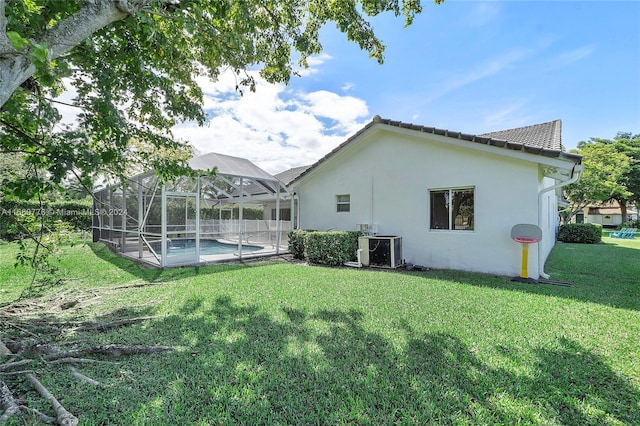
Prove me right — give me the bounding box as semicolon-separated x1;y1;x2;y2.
0;199;93;241
303;231;362;266
288;229;313;260
557;223;602;244
619;219;640;229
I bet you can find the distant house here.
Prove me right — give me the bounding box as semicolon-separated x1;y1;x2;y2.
575;200;639;227
286;116;583;279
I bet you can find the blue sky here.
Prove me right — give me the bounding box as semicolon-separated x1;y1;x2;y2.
171;0;640;174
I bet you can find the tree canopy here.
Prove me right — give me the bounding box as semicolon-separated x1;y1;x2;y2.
0;0;444;201
563;134;639;223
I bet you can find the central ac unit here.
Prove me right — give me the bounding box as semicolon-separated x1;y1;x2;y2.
357;223;378;236
358;236;403;268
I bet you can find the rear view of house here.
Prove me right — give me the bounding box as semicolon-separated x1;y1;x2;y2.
288;116;582;279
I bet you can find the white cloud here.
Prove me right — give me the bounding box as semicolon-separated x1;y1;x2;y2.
341;82;355;92
546;44;596;70
52;57;370;175
297;53;333;77
425;47;536;103
462;2;502;28
482;100;531;129
173;69;370;174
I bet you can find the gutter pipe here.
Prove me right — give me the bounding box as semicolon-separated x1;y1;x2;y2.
537;164;583;279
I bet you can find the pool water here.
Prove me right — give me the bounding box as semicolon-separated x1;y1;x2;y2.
164;239;263;256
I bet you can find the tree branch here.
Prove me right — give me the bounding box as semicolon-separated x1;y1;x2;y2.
68;366;101;386
0;0;146;109
0;360;33;372
24;372;79;426
44;344;174;360
0;380;22;424
0;0;10;53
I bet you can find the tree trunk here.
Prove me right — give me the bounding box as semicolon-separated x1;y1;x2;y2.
0;0;137;108
620;201;628;224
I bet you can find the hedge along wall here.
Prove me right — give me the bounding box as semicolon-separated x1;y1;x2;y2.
0;199;93;241
288;230;361;266
557;223;602;244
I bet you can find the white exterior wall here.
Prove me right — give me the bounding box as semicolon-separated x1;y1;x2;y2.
295;129;548;277
587;214;622;227
538;175;559;271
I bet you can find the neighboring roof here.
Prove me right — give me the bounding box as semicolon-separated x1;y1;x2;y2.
274;165;311;186
289;116;582;187
479;120;562;151
588;207;622;215
586;200;638;215
189;152;277;182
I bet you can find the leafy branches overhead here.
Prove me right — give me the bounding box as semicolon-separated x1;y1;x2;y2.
0;0;443;202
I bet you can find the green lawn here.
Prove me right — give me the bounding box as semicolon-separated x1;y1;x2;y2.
0;236;638;425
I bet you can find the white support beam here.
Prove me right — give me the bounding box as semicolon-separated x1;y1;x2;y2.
138;176;144;259
121;182;126;253
275;181;281;254
196;177;201;261
161;184;167;268
238;177;244;259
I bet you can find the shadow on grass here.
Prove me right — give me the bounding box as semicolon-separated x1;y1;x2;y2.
34;296;638;425
400;240;640;311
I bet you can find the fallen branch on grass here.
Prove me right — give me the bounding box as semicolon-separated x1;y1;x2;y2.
1;287;177;424
44;344;175;360
0;380;21;424
68;366;101;387
48;357;118;365
24;373;78;426
0;359;32;372
73;316;165;332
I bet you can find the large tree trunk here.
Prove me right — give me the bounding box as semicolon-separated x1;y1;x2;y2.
0;0;147;108
620;201;628;224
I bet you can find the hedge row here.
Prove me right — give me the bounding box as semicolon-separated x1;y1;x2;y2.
288;229;361;266
557;223;602;244
619;219;640;229
0;199;93;241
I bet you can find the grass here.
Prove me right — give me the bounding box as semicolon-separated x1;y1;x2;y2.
0;236;638;425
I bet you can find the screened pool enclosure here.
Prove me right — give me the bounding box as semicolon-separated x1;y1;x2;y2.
93;153;294;267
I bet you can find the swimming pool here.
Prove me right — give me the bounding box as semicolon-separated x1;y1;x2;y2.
162;239;263;256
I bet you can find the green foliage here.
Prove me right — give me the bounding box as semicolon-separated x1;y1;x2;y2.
0;199;92;241
619;219;640;230
200;206;263;221
6;31;29;50
0;0;440;205
612;134;640;208
566;134;640;224
567;142;631;203
557;223;602;244
288;229;314;260
302;231;362;266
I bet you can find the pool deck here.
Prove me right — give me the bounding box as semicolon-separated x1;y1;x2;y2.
119;240;288;268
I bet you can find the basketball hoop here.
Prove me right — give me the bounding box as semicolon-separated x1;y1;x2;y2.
513;237;539;244
511;224;542;283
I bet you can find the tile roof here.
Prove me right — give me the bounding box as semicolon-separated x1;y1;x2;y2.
189;152;277;181
479;120;562;151
288;116;582;186
274;165;311;185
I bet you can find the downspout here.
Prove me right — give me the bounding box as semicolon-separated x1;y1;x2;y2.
537;164;583;279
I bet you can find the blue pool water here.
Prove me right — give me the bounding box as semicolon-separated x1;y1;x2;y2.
164;239;263;256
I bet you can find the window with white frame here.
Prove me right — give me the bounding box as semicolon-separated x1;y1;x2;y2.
429;187;474;230
336;194;350;212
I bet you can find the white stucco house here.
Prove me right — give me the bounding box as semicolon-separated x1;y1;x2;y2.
286;116;583;279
